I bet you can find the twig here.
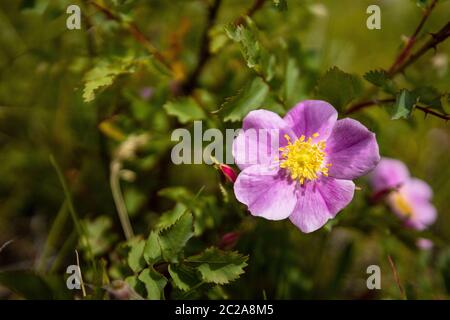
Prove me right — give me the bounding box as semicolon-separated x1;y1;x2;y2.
416;105;450;121
387;255;406;299
391;21;450;76
345;97;450;120
234;0;267;26
88;0;172;72
388;0;438;75
345;98;395;114
182;0;222;95
0;239;14;254
346;20;450;119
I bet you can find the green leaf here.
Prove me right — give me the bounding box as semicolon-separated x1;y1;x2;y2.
225;19;275;81
221;77;269;122
158;187;216;237
82;56;136;102
143;231;162;265
156;203;187;230
186;247;248;285
363;70;396;94
158;186;195;203
159;212;194;262
125;275;146;299
163;97;206;124
84;216;117;256
392;89;416;120
124;188;147;217
209;25;229;54
225;22;260;69
137;268;167;300
314;66;362;110
168;264;199;291
127;238;146;273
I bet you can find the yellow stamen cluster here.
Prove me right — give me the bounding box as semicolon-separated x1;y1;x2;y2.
278;133;331;184
391;191;414;218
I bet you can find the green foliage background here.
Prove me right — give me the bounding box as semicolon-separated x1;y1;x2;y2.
0;0;449;299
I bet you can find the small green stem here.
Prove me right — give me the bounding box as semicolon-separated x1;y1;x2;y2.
49;155;97;272
110;160;134;241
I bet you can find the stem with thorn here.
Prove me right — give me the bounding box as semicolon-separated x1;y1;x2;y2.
387;0;438;75
346;17;450;119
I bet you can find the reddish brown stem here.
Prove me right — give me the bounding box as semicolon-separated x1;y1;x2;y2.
234;0;267;26
388;255;406;299
388;0;438;75
345;98;395;114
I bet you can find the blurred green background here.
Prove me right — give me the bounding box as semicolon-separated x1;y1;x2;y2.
0;0;449;299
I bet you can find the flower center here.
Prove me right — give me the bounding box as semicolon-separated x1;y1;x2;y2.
390;191;414;218
278;133;331;184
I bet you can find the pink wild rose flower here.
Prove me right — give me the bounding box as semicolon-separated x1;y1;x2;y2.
232;100;380;233
370;157;437;230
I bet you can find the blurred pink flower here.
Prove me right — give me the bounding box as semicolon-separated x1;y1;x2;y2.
139;86;154;101
416;238;433;250
232;100;380;233
370;157;437;230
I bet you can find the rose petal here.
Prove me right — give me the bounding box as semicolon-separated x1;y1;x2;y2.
402;178;436;230
233;110;294;170
370;157;410;193
402;178;433;201
326;118;380;180
289;177;355;233
283;100;337;141
405;201;437;230
234;165;297;220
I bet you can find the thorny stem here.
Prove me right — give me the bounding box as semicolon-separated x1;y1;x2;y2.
345;98;450;121
387;0;438;75
346;16;450;119
345;98;395;115
110;160;134;241
392;21;450;75
415;104;450;121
